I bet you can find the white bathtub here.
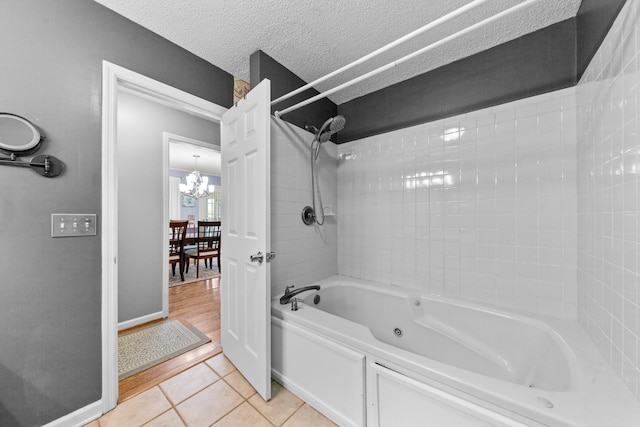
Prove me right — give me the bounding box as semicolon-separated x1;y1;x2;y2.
271;276;640;427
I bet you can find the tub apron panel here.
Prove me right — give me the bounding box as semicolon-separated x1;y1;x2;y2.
271;316;365;427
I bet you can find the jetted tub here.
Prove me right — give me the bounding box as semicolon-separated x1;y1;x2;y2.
271;276;640;427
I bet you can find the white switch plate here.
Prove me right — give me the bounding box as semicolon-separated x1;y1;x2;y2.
51;214;97;237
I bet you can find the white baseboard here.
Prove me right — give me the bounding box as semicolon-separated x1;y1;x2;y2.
42;400;102;427
118;310;164;331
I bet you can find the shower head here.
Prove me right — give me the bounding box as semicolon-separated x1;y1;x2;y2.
311;115;347;159
317;115;346;137
329;115;346;133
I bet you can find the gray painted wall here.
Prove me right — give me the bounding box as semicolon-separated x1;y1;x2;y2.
117;91;217;325
577;0;628;79
337;1;627;143
338;19;578;143
0;1;231;425
251;50;338;139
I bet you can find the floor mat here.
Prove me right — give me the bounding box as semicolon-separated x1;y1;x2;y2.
118;319;211;380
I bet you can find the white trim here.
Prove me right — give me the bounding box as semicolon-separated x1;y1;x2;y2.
198;193;207;220
165;132;220;150
117;310;165;331
42;401;102;427
116;74;227;121
162;132;170;318
169;176;181;219
101;61;119;413
101;61;226;414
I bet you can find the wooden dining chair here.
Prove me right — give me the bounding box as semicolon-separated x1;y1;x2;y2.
187;214;196;235
185;221;221;278
169;220;189;281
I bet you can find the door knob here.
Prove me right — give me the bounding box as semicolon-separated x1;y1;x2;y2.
250;252;263;264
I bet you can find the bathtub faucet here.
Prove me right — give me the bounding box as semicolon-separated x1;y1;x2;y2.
279;285;321;305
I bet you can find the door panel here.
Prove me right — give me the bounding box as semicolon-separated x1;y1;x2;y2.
221;79;271;400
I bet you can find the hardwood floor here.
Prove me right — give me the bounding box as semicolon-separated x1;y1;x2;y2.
118;277;222;403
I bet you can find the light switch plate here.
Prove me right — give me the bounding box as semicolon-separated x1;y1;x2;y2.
51;214;97;237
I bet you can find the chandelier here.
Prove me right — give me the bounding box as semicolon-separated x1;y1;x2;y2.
179;154;214;199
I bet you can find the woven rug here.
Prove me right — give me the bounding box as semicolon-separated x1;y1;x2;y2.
169;260;220;287
118;320;211;380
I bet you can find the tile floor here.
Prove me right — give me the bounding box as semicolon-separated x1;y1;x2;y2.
86;353;337;427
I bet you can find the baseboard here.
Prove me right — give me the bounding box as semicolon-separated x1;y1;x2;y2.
118;310;164;331
42;400;102;427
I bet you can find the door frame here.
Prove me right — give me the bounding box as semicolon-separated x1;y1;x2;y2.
101;61;227;411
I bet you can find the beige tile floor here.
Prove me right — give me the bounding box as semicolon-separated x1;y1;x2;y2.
85;353;337;427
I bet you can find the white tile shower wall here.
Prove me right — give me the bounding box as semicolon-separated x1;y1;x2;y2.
270;118;338;297
577;0;640;400
338;88;578;318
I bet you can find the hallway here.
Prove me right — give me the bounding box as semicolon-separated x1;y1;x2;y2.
118;278;222;402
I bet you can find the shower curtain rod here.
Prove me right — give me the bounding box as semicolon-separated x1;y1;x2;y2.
270;0;490;107
274;0;539;119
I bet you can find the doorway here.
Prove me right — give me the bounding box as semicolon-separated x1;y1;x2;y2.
116;90;220;329
119;133;222;402
101;61;227;412
167;134;222;285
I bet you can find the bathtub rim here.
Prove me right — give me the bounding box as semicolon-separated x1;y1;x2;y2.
271;275;640;427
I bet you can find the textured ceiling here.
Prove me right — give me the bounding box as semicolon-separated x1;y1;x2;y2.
94;0;581;105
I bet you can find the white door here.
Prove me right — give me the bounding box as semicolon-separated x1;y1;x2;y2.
221;79;272;400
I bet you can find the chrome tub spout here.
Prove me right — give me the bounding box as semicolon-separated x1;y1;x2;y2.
279;285;321;305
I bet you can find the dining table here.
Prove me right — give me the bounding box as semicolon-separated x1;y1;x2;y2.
184;231;198;246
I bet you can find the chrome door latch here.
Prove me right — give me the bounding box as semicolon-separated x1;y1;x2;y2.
250;252;263;264
250;251;276;264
